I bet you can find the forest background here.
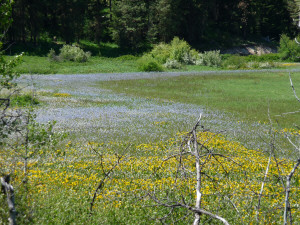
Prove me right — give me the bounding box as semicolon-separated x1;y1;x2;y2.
3;0;300;52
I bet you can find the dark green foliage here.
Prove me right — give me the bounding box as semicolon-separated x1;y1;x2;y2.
279;34;300;61
111;0;148;49
2;0;297;50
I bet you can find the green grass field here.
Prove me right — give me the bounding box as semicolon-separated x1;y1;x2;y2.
1;61;300;224
6;55;219;74
100;71;300;128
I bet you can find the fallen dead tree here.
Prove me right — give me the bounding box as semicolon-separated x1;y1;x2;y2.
1;175;17;225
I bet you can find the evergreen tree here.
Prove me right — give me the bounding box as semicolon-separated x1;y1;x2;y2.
111;0;148;49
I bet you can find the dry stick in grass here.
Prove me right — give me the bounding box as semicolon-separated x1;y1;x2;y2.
256;152;271;222
256;111;277;223
149;194;230;225
282;73;300;225
150;114;230;225
89;155;124;215
89;143;128;215
289;73;300;103
284;159;300;225
1;175;17;225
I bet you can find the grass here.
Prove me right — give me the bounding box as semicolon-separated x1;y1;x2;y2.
99;71;300;128
1;69;300;224
1;131;299;224
7;56;140;74
6;55;221;74
9;54;298;74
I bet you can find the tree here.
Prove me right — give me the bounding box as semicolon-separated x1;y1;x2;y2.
111;0;148;49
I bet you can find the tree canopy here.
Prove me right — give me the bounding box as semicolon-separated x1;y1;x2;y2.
1;0;299;49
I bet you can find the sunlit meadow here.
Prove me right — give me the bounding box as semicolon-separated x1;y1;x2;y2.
1;72;300;224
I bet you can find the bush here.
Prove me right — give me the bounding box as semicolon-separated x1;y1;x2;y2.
279;34;300;61
148;37;199;65
53;45;91;62
138;55;164;72
222;55;247;69
245;53;282;62
47;48;58;61
149;43;171;64
196;50;222;67
163;59;182;69
169;37;196;64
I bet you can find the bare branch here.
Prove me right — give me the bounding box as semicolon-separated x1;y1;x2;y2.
89;154;125;215
1;175;17;225
289;73;300;103
284;159;300;225
149;194;230;225
256;152;272;222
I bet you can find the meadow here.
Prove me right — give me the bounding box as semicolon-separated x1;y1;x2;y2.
1;69;300;224
100;71;300;128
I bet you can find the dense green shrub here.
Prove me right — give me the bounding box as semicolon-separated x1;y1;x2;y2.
245;54;281;62
279;34;300;61
59;45;91;62
149;43;171;64
137;56;164;72
197;50;222;67
48;45;91;62
169;37;196;64
222;55;247;69
148;37;199;66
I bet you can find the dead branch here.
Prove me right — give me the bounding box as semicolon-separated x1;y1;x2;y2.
149;194;230;225
289;73;300;103
1;175;17;225
284;159;300;225
89;154;124;215
256;152;271;222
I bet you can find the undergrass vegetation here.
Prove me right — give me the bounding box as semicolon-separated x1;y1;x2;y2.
100;71;300;128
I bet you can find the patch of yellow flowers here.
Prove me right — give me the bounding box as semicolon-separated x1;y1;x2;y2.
1;130;299;224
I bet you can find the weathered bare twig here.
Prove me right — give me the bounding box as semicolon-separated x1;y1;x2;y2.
1;175;17;225
192;123;202;225
89;154;125;215
256;152;271;222
289;73;300;103
282;71;300;225
149;194;230;225
148;114;232;224
284;159;300;225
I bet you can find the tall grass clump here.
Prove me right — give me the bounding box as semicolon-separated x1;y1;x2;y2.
48;45;91;62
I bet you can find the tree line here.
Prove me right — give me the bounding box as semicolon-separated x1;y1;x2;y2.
3;0;300;49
